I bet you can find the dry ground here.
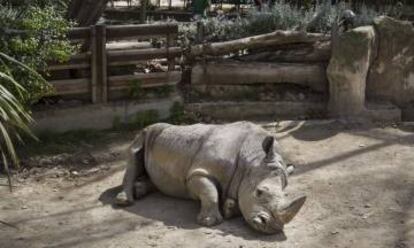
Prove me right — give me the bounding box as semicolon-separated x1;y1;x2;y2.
0;121;413;248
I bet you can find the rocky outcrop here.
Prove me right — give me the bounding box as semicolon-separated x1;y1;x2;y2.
327;26;376;117
367;16;414;117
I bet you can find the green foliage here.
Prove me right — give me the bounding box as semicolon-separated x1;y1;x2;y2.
0;3;74;104
0;1;73;189
167;101;199;125
179;0;384;44
152;84;174;98
168;102;185;124
133;110;160;128
0;52;36;190
129;79;143;98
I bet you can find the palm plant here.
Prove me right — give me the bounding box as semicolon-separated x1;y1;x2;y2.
0;52;39;191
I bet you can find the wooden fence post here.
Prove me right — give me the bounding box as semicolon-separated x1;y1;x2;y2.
90;25;98;103
95;24;108;103
196;21;204;43
167;32;176;71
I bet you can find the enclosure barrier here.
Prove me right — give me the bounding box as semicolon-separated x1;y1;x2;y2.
47;23;181;103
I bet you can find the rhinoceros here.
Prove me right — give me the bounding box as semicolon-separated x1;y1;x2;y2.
115;121;306;234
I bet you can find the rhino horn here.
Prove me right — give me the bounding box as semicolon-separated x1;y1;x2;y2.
276;195;307;224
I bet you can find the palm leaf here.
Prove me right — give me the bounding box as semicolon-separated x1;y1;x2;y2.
0;53;36;191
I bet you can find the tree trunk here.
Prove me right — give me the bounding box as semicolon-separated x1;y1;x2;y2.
189;31;329;57
68;0;109;26
237;41;331;63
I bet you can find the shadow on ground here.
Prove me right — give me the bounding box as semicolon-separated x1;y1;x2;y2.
99;186;288;243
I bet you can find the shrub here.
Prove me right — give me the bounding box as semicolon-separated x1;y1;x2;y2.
0;3;75;104
178;0;384;44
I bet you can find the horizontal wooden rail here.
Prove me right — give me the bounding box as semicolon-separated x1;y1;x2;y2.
48;53;91;71
108;71;181;91
68;27;91;41
49;78;90;95
47;23;181;102
107;47;181;65
106;23;178;40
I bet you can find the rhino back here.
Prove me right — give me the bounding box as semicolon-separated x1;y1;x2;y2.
144;123;216;198
143;122;270;200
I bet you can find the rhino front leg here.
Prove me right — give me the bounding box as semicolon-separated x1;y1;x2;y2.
223;198;240;219
188;176;223;227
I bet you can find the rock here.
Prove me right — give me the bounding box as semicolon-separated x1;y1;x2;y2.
327;26;375;117
367;16;414;110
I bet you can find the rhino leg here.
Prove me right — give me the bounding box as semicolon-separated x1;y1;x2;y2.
188;176;223;227
223;198;240;219
134;177;156;199
115;132;146;206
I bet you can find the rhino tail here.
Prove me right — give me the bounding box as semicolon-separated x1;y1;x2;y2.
116;130;147;206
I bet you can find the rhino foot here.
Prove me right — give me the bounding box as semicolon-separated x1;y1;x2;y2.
223;198;240;219
134;178;155;199
188;176;224;227
115;191;134;206
197;209;223;227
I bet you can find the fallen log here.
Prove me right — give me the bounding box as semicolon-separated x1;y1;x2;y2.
237;41;331;63
191;61;328;92
189;31;330;57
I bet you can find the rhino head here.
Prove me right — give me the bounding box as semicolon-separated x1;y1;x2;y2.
238;136;306;234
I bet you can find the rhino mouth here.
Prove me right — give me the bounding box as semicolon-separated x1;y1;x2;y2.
250;211;284;234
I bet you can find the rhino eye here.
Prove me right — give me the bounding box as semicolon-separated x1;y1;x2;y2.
255;189;264;197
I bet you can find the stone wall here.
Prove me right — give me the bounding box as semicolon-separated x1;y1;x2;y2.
366;16;414;119
327;16;414;121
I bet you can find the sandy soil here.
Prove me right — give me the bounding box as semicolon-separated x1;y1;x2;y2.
1;121;413;248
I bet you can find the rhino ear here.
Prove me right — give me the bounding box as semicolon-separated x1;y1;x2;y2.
262;136;275;161
278;195;307;224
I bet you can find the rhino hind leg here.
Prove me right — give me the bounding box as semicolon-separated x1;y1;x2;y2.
134;177;156;199
223;198;241;219
188;176;223;227
115;132;146;206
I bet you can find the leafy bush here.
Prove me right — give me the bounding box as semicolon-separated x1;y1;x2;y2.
0;3;75;104
179;0;385;44
0;52;36;189
0;1;74;188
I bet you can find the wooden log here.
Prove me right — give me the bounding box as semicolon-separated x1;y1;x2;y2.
237;41;331;63
108;71;181;91
191;61;328;92
106;23;178;40
107;47;181;64
106;41;152;50
189;31;330;57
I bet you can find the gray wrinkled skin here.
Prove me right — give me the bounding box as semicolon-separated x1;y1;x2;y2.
116;121;306;234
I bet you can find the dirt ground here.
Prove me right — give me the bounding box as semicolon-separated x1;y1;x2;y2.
1;121;413;248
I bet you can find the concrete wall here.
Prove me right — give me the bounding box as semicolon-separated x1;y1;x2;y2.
32;95;182;133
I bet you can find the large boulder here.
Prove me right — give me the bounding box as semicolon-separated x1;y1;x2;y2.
367;16;414;116
327;26;376;117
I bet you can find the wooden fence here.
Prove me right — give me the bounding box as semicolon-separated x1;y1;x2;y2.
47;23;182;103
